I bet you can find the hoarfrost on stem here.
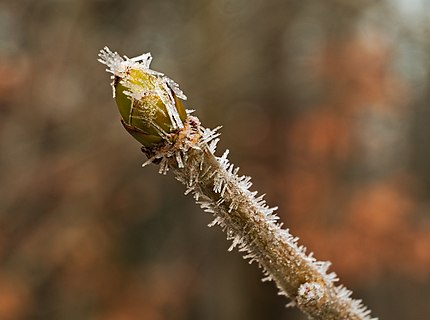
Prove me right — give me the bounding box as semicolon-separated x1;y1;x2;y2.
99;47;378;320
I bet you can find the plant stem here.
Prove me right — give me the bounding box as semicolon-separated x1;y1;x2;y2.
98;47;376;320
147;116;377;320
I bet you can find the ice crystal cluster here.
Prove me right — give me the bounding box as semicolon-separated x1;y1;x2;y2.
99;47;377;320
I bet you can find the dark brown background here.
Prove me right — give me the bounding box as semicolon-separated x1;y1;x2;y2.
1;0;430;319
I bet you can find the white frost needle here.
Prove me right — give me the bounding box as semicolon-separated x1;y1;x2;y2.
99;47;377;320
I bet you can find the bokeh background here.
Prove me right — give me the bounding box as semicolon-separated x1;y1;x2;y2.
1;0;430;319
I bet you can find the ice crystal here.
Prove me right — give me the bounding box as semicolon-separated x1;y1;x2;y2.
227;235;242;252
297;282;324;306
261;275;273;282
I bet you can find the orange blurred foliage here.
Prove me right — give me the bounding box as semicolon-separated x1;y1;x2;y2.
283;33;430;282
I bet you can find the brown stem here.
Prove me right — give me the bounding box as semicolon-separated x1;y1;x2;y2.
152;117;376;320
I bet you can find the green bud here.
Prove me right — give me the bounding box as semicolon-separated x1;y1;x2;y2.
98;47;188;147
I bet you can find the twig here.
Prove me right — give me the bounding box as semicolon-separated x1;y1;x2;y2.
98;47;377;320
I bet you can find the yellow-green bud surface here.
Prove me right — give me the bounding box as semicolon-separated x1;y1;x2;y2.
98;47;187;147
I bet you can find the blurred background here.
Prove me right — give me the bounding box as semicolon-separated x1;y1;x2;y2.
1;0;430;319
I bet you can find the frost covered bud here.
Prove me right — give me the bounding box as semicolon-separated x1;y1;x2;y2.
98;47;187;147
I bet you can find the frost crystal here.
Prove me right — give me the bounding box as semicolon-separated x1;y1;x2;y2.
297;282;324;306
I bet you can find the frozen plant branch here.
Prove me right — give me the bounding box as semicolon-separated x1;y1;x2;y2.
98;47;377;320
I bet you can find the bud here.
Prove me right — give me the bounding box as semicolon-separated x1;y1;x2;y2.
98;47;187;147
